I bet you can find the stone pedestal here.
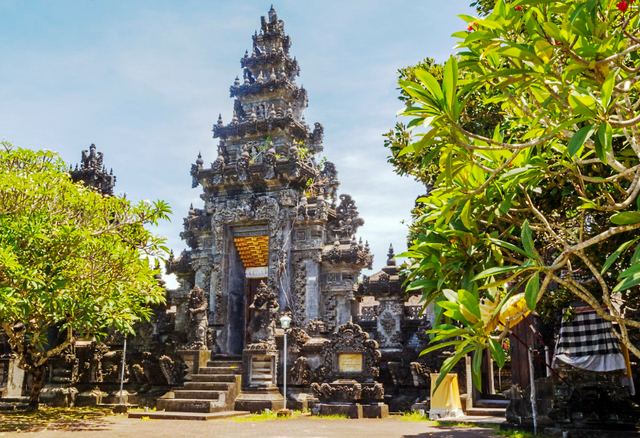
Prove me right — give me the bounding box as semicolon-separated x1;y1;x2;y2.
362;402;389;418
234;346;283;412
234;387;284;412
177;349;210;381
318;402;363;419
40;387;78;407
0;357;25;398
76;387;108;407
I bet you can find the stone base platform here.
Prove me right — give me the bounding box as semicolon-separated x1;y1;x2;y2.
128;410;250;421
315;402;388;419
234;388;283;413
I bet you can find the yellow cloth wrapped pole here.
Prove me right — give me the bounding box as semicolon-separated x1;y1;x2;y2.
429;373;463;420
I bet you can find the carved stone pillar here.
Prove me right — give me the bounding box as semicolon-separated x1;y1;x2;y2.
376;297;404;353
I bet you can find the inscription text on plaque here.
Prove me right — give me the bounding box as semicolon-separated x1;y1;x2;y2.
338;353;363;372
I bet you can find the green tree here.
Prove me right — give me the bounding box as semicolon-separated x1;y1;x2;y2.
387;0;640;389
0;144;171;410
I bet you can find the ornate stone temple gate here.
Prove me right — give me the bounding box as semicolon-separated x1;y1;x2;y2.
162;6;440;414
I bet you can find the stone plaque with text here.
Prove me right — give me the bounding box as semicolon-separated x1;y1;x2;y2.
338;353;363;372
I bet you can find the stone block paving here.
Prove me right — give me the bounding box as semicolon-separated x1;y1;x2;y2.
0;415;505;438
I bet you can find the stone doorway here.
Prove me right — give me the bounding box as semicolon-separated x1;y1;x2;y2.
245;277;267;346
233;234;269;351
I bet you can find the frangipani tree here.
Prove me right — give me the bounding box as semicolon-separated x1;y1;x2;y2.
0;144;171;410
389;0;640;388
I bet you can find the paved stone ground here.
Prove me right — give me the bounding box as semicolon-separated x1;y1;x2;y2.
0;415;505;438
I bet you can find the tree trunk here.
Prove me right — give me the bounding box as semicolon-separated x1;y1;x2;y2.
26;367;44;412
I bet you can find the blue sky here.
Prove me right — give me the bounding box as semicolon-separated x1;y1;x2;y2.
0;0;476;286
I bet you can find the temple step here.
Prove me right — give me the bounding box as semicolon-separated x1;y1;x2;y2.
198;366;239;375
191;374;236;383
148;366;242;418
157;398;224;413
465;407;506;417
184;381;233;391
173;390;222;400
207;360;242;370
128;410;250;421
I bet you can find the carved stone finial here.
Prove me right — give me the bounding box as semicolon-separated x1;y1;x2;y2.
217;113;224;126
387;244;396;266
268;4;277;23
270;68;276;81
234;76;240;86
196;152;204;167
232;111;239;124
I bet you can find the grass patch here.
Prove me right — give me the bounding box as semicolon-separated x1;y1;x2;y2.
0;406;113;433
232;410;305;422
398;411;430;421
433;420;476;427
309;413;348;419
484;425;547;438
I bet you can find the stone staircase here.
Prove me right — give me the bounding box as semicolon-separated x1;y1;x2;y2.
130;356;246;420
461;398;508;423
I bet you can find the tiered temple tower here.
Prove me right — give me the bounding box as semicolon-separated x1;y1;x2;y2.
167;6;372;356
69;144;116;195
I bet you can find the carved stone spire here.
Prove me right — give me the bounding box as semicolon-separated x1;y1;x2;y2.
387;244;395;266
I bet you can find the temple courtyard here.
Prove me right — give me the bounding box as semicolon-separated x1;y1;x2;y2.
0;414;506;438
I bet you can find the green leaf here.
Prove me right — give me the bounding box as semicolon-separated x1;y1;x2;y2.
472;344;483;391
473;265;528;281
420;340;463;355
488;338;506;368
613;270;640;292
521;220;536;259
594;122;612;164
601;70;616;108
601;237;639;274
568;124;596;157
611;212;640;225
443;57;458;118
486;237;529;257
631;242;640;265
458;289;481;321
414;68;444;104
618;263;640;280
461;199;473;230
524;272;540;312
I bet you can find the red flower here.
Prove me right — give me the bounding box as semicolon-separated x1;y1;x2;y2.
618;0;629;12
466;21;477;31
514;5;522;10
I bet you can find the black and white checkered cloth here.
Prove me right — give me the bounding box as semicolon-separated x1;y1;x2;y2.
555;308;621;358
